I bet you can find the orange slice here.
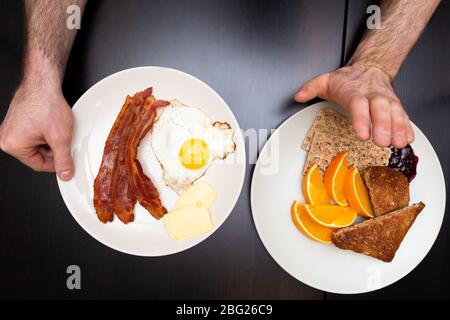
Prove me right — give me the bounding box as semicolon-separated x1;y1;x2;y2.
304;204;357;228
291;201;333;244
344;166;374;218
303;164;330;205
324;151;349;206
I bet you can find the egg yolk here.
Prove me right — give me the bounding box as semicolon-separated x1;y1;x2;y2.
179;138;210;170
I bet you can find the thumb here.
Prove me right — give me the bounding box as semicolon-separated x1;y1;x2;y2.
46;131;74;181
294;73;330;103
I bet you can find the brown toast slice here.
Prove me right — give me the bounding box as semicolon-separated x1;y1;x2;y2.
362;166;410;216
332;202;425;262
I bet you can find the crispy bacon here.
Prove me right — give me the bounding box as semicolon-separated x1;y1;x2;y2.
125;98;170;220
94;87;168;223
110;94;144;223
93;94;137;223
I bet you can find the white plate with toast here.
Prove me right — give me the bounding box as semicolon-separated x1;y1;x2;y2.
57;67;246;256
251;102;445;294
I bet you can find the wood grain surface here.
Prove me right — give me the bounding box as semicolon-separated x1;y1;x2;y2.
0;0;448;299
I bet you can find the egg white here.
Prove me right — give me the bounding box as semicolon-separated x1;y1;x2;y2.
151;100;235;194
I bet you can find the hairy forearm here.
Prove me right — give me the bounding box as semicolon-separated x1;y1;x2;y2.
23;0;87;86
348;0;440;80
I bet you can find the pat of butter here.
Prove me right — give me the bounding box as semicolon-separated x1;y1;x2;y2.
174;182;217;210
164;206;213;240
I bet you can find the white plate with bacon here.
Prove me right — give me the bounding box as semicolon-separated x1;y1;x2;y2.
57;67;246;256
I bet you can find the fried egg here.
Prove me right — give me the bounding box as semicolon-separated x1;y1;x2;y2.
151;100;235;194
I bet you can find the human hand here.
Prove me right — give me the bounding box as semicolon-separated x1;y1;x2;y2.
294;63;414;148
0;81;74;180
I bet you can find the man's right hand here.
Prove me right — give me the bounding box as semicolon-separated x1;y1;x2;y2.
0;0;88;181
0;81;74;181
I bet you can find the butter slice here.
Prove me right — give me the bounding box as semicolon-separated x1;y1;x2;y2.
173;182;217;210
164;206;213;240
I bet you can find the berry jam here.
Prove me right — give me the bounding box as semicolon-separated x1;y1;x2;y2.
388;144;419;182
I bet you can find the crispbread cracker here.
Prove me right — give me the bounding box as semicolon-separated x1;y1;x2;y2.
304;131;391;174
302;108;354;151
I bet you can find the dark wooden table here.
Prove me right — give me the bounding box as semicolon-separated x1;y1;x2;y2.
0;0;448;299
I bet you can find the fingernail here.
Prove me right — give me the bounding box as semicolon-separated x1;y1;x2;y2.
58;170;73;181
407;131;414;143
295;90;307;102
356;126;369;140
375;131;388;140
374;129;390;146
394;133;406;147
361;126;369;136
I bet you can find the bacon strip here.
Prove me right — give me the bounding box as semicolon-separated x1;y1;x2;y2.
94;87;168;223
111;94;144;223
126;98;170;220
93;94;137;223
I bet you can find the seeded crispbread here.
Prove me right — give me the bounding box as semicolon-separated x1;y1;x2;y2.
302;108;354;151
303;131;391;175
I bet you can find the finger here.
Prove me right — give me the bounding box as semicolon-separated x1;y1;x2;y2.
369;96;392;147
348;95;370;141
46;131;74;181
404;113;415;144
0;125;4;148
38;145;54;159
17;150;55;172
0;129;54;171
294;73;330;103
390;101;407;148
